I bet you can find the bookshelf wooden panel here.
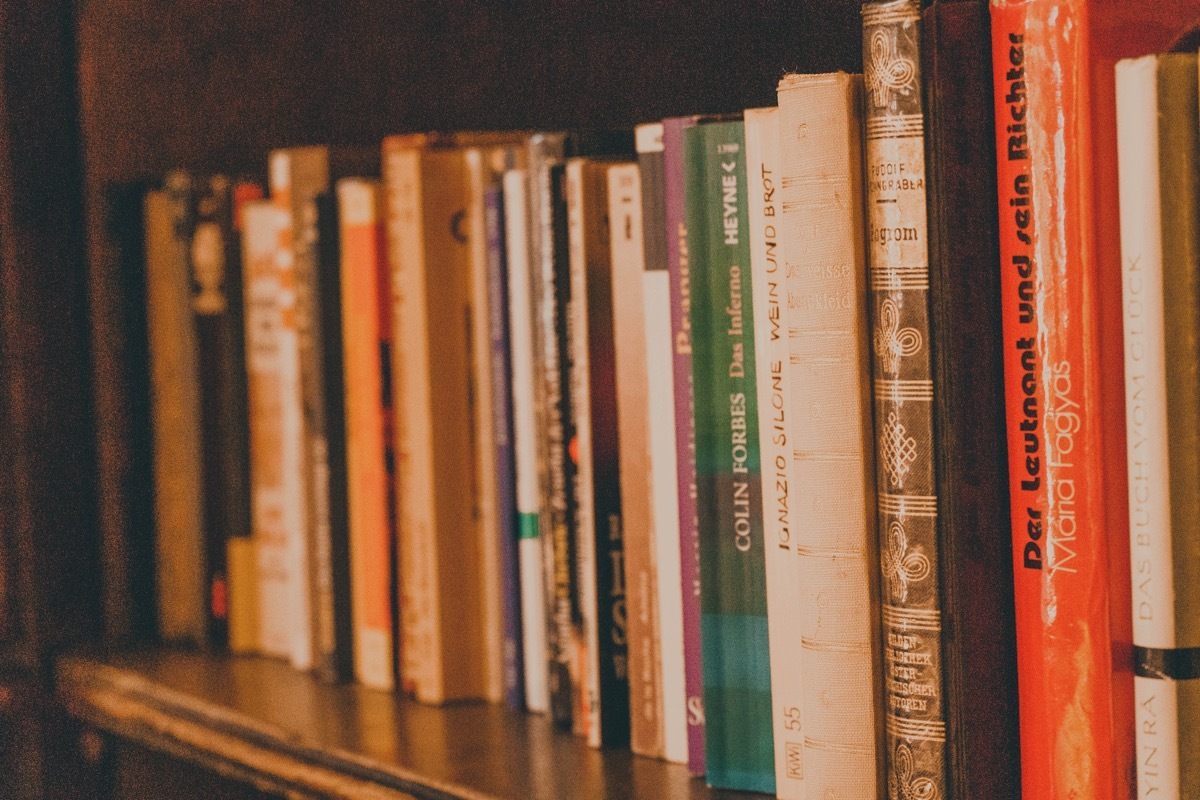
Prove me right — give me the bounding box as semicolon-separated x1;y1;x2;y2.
58;651;757;800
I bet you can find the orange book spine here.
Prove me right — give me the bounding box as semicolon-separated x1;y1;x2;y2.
990;2;1127;797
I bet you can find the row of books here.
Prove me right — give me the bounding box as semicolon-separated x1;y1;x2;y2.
138;1;1200;798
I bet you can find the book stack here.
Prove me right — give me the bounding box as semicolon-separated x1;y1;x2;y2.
137;1;1200;797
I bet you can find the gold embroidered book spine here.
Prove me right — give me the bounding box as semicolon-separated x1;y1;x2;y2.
863;1;948;797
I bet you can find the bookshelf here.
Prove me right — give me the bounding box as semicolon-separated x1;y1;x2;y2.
1;1;864;797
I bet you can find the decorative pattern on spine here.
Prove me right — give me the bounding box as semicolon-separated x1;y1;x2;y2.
862;3;947;798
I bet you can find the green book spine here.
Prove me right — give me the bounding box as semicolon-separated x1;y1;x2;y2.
685;120;775;794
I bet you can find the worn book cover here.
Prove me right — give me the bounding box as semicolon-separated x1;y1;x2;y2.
145;174;206;646
686;119;774;794
567;157;630;749
777;72;884;799
923;1;1021;796
636;121;688;766
1117;52;1200;799
744;105;805;800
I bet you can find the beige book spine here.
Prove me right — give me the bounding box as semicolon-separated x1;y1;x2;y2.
776;71;884;797
608;161;664;758
385;144;486;703
745;105;806;800
144;185;206;644
240;200;310;664
466;147;506;703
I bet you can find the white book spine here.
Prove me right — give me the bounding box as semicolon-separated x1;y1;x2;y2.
566;159;600;746
745;105;805;799
1116;55;1180;800
777;72;882;796
505;169;550;713
242;202;311;667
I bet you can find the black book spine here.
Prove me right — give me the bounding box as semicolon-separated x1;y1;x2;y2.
923;1;1020;796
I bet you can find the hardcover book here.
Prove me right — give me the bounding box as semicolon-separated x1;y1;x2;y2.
608;160;661;757
335;177;396;692
566;157;630;749
776;72;884;799
383;139;486;703
1117;52;1200;799
989;2;1131;795
636;121;688;766
744;105;804;800
862;2;948;795
240;200;310;665
923;1;1021;796
685;119;775;794
144;175;206;646
504;167;551;713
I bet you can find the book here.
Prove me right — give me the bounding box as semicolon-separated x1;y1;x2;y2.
636;121;688;766
862;2;949;795
989;2;1131;795
1117;52;1200;799
240;200;310;665
485;178;525;710
744;105;804;800
144;174;206;646
663;115;706;776
922;1;1021;795
335;177;396;692
608;160;663;758
383;139;486;703
269;146;375;679
504;167;551;713
566;157;630;748
776;71;883;798
685;119;774;794
191;175;256;650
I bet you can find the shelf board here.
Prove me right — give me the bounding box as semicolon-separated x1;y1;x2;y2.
57;650;760;800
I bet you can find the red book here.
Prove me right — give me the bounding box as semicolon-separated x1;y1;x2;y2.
990;2;1195;797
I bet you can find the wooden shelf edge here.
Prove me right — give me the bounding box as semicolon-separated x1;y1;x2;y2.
56;656;474;800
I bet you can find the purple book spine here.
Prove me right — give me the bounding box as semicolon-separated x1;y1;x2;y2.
664;115;704;776
486;183;524;710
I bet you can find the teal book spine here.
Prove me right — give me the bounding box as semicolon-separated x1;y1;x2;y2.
685;120;775;794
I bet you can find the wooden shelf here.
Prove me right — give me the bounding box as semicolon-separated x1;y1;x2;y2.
57;650;758;800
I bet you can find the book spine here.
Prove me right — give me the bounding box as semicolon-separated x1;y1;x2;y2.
191;175;251;650
568;159;630;748
609;160;664;758
990;3;1123;796
1118;53;1200;799
467;149;507;705
663;116;705;775
686;120;774;794
923;2;1022;795
863;2;948;795
504;168;550;713
638;122;688;766
527;134;578;728
240;201;310;664
227;180;264;656
744;105;804;800
145;174;206;645
270;148;333;676
337;178;395;691
486;181;525;710
776;71;883;798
